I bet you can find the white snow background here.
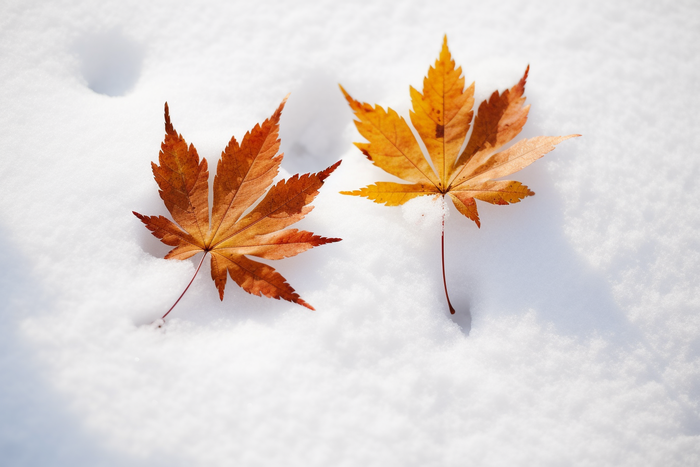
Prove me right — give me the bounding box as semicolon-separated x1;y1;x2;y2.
1;0;699;465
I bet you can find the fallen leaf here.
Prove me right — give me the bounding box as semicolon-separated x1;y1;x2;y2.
134;97;341;319
340;36;579;317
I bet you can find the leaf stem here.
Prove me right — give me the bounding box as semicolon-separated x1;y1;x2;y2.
160;252;208;321
441;198;456;315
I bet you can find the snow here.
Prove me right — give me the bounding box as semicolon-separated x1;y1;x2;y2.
1;0;699;465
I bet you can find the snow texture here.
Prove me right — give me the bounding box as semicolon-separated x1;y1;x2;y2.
1;0;699;465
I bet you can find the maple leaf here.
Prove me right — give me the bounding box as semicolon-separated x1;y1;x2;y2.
340;36;579;317
134;97;341;320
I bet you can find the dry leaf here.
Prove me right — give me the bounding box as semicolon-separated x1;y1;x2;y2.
134;97;341;319
340;36;579;317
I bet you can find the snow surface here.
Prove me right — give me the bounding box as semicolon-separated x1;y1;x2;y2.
1;0;699;465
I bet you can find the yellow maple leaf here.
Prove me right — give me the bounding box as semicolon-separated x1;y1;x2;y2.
340;36;579;315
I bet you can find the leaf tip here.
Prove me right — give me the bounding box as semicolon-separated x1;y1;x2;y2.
561;134;582;143
319;160;342;182
277;93;290;114
164;101;175;135
339;86;367;115
339;84;353;103
133;211;147;223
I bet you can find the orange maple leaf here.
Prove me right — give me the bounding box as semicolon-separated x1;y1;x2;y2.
340;36;579;316
134;97;341;320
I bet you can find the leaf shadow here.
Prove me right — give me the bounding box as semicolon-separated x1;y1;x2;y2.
278;70;351;175
445;153;632;342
